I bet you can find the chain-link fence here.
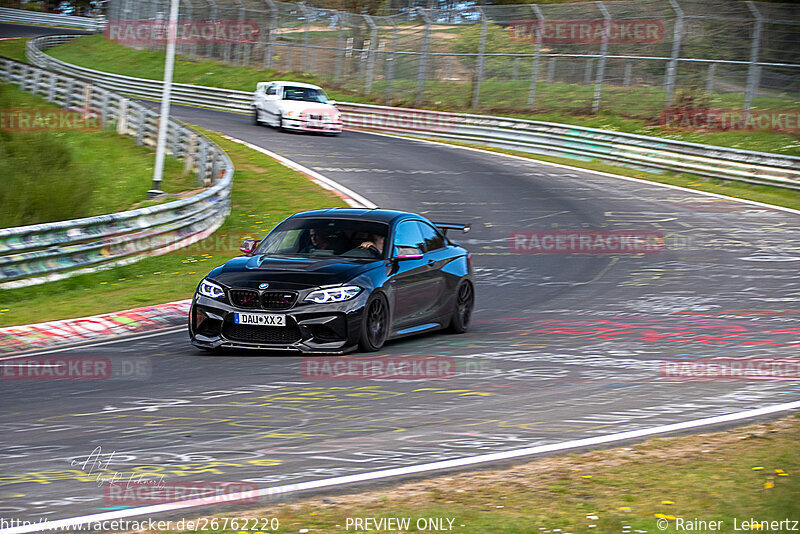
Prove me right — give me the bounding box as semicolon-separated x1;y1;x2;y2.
106;0;800;120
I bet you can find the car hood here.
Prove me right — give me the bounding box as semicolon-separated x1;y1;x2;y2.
208;255;377;290
277;100;338;116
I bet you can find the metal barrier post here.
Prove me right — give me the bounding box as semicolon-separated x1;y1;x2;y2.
299;3;311;72
665;0;684;106
363;14;378;93
592;1;610;114
471;7;487;109
745;1;763;112
386;17;398;100
527;5;544;107
415;8;432;107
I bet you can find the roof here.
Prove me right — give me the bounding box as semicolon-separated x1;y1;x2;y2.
290;208;422;224
266;80;324;90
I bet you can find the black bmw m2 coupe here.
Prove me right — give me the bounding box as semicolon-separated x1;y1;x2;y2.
189;208;474;354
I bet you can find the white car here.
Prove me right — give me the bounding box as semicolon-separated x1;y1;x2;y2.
252;81;342;135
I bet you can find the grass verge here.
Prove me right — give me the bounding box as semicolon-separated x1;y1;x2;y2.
0;36;28;62
40;35;800;157
0;127;347;327
144;413;800;534
0;82;189;227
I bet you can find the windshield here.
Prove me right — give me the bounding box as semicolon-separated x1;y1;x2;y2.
281;86;329;103
255;218;388;259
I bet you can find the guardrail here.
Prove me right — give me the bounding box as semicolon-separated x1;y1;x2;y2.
26;33;800;190
0;56;233;289
0;7;103;31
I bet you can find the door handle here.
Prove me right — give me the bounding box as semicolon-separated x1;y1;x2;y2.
427;259;435;266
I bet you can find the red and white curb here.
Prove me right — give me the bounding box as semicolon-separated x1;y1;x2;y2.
0;299;190;355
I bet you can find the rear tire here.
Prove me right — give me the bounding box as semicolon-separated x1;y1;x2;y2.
359;292;389;352
448;280;474;334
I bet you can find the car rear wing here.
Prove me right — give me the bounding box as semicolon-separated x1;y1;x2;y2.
434;222;471;237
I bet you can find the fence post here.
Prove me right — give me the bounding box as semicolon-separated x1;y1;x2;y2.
584;58;593;85
299;3;311;72
386;17;398;100
363;14;378;93
527;5;544;107
48;72;57;102
415;8;432;107
206;0;219;59
471;7;487;108
547;57;556;84
664;0;684;107
592;1;610;114
334;12;345;83
263;0;277;70
706;62;716;94
744;1;763;112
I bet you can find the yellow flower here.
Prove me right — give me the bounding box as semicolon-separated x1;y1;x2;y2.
752;467;764;471
764;482;774;489
620;507;631;511
581;475;592;479
661;500;674;505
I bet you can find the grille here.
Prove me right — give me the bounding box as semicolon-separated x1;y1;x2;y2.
309;114;324;120
230;289;260;308
261;291;297;310
224;323;302;344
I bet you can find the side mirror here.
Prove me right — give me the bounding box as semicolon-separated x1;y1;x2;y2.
328;100;337;106
393;246;423;260
240;239;261;256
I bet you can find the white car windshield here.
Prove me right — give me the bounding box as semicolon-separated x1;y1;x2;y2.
282;86;329;103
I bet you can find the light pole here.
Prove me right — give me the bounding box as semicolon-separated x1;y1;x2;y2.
149;0;181;198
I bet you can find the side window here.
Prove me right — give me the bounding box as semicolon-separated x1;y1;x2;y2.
418;222;445;252
393;221;424;257
266;85;277;96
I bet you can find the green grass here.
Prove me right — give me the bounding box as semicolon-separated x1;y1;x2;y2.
0;83;189;227
413;137;800;211
164;414;800;534
42;35;800;156
0;127;347;327
0;37;29;62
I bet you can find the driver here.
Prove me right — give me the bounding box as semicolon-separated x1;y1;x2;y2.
359;233;385;255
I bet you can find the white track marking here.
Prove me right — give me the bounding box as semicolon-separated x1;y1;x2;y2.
0;327;185;360
352;129;800;216
3;400;798;534
221;135;377;209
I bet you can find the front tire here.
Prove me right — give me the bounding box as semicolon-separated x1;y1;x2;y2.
448;280;474;334
277;115;286;132
252;107;262;126
359;292;389;352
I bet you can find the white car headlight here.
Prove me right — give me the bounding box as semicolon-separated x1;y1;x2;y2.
198;279;225;299
285;111;301;119
305;285;362;304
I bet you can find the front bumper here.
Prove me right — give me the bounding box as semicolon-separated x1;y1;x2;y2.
282;117;342;133
189;293;366;354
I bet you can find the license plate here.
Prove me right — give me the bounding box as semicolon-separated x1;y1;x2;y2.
233;313;285;326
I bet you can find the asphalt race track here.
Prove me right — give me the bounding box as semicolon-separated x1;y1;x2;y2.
1;26;799;524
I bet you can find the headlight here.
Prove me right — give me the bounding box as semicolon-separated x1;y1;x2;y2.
333;113;341;122
284;111;301;119
305;285;362;304
198;279;225;299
